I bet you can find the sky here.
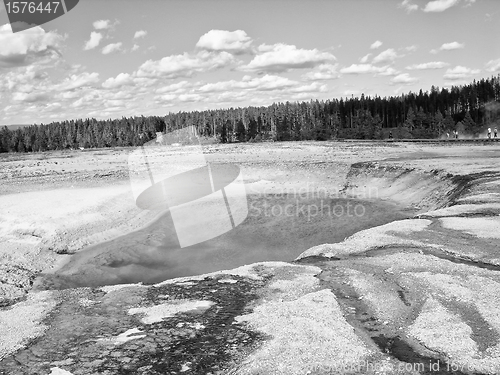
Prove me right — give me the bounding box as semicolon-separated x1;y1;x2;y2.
0;0;499;125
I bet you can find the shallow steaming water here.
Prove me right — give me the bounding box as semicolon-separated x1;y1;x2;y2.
36;195;413;289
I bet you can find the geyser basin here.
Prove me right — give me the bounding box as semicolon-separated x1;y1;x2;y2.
35;194;412;290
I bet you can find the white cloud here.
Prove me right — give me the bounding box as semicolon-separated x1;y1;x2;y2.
400;0;419;12
370;41;383;49
340;64;387;74
378;67;400;76
242;43;336;73
423;0;459;12
289;82;327;94
0;66;47;93
360;54;372;63
136;50;234;79
131;44;140;52
56;72;100;91
178;93;204;102
302;63;339;80
198;74;297;92
102;42;123;55
93;20;112;30
440;41;465;50
0;24;64;67
196;29;253;54
406;61;450;70
152;75;329;107
391;73;419;85
405;45;418;52
102;73;133;89
486;58;500;73
372;48;400;64
12;92;50;103
71;92;101;108
156;81;193;94
133;30;147;39
84;31;103;50
443;65;480;80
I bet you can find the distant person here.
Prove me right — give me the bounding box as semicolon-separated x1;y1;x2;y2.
454;130;458;139
388;131;393;139
446;132;450;139
495;128;498;138
488;128;491;139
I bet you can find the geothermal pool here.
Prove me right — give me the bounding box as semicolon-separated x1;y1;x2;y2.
36;194;413;290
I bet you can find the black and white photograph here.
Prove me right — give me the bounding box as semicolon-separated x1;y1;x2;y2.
1;0;500;374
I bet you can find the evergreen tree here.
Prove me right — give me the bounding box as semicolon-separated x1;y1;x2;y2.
462;111;476;135
404;107;416;131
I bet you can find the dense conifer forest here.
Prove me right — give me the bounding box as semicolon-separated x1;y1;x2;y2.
1;75;500;153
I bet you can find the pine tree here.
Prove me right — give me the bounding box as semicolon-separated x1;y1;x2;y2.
462;111;476;136
404;107;416;131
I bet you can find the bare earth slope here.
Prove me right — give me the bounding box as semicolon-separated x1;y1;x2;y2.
0;141;499;375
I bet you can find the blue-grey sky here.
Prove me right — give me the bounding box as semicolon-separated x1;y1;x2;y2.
0;0;499;124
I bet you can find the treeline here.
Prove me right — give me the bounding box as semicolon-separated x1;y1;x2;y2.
1;75;500;152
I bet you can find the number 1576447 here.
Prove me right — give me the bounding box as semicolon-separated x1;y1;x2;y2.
5;1;61;14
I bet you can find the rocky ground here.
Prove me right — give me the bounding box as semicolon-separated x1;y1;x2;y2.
0;141;499;375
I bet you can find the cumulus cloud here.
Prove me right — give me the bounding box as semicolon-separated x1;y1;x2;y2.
131;44;140;52
151;74;329;108
406;61;450;70
196;29;253;54
102;42;123;55
0;24;64;68
360;54;372;63
12;92;50;103
242;43;336;73
372;48;400;64
0;66;45;91
93;20;112;30
440;41;464;50
133;30;147;39
56;72;100;91
400;0;419;12
198;74;297;92
156;81;193;94
289;82;327;94
102;73;133;89
405;45;418;52
302;63;339;81
486;59;500;73
136;50;234;79
370;41;383;49
443;65;480;80
390;73;419;84
340;64;387;74
378;67;400;76
423;0;460;12
84;31;103;50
